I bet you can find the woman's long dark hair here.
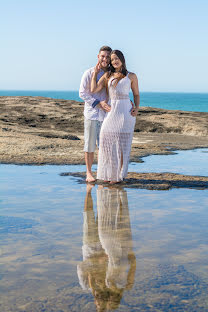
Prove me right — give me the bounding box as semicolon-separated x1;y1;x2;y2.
106;50;128;91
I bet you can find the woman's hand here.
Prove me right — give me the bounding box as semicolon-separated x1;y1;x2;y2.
131;107;139;117
91;62;101;93
94;61;101;75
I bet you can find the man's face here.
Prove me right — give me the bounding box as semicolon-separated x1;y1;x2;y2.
97;50;111;69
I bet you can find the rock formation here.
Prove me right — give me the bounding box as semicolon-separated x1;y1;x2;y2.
0;96;208;164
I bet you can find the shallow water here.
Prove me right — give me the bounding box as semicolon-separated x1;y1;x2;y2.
129;148;208;176
1;149;208;311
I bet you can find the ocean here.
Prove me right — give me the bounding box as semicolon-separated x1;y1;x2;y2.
0;90;208;113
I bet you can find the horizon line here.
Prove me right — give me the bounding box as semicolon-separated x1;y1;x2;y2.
0;89;208;94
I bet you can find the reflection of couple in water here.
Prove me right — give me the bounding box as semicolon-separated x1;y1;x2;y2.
77;185;136;312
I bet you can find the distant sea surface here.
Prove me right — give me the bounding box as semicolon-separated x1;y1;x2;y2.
0;90;208;113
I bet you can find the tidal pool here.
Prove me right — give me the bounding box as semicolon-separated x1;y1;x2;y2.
129;148;208;176
0;149;208;311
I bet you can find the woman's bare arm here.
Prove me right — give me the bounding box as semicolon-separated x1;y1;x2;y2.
129;73;140;116
91;62;107;93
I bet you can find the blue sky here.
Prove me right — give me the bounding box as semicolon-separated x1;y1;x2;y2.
1;0;208;92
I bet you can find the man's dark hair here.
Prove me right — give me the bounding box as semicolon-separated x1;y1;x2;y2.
99;46;112;53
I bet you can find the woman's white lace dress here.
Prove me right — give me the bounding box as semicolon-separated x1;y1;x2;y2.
97;74;136;181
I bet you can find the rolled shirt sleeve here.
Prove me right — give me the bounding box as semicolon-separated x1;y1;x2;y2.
79;68;106;121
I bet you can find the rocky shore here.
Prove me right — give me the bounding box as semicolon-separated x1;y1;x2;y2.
0;96;208;166
61;171;208;191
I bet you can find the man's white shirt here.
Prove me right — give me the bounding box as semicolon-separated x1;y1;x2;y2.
79;67;107;122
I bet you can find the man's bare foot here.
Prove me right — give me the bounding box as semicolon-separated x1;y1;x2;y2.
86;173;96;183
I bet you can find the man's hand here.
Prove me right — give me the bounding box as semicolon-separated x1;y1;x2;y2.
98;101;111;112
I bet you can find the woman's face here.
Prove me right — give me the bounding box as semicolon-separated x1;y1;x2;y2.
111;54;122;71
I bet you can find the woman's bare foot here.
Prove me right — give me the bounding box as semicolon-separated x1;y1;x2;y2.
86;173;96;183
109;180;122;185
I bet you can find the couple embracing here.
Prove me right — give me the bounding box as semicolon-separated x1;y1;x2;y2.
79;46;140;184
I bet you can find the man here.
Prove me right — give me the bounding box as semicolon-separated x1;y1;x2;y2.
79;46;112;182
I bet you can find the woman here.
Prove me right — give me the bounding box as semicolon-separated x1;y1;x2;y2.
91;50;140;183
